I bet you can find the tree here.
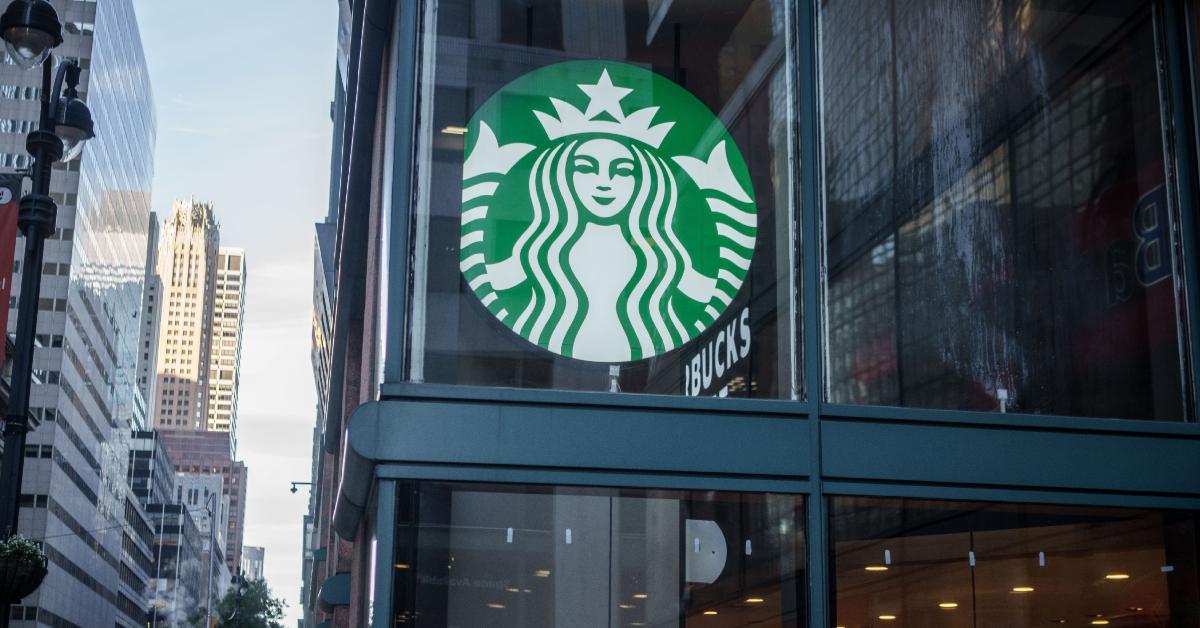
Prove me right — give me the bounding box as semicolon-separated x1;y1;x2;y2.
187;577;286;628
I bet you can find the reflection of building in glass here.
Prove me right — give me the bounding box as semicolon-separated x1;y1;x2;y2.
822;0;1183;420
0;0;158;625
412;0;797;398
304;2;1200;627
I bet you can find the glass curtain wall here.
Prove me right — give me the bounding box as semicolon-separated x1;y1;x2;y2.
820;0;1190;420
392;482;806;627
409;0;800;398
831;496;1200;627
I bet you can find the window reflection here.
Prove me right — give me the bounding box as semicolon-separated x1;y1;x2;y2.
821;0;1187;419
412;0;799;398
832;497;1200;627
394;482;806;627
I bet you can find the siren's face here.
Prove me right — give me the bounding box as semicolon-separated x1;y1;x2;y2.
571;138;636;220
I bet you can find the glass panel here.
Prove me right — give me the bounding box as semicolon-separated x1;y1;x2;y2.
393;482;806;627
820;0;1189;419
832;496;1200;627
409;0;799;399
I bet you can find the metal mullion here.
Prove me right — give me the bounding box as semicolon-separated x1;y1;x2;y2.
821;402;1200;438
371;479;397;628
374;463;812;495
821;480;1200;512
1159;0;1200;423
796;0;829;626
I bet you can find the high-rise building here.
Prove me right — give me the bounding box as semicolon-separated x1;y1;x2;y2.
174;471;232;610
159;429;247;572
206;247;246;434
127;430;173;505
144;502;203;627
137;212;161;406
240;545;265;582
0;0;157;625
150;199;219;431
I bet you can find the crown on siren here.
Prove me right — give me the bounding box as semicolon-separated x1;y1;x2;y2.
533;68;675;148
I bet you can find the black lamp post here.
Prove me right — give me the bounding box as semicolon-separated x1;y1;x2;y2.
289;481;313;494
0;0;93;620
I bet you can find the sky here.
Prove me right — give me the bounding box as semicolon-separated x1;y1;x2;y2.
130;0;339;622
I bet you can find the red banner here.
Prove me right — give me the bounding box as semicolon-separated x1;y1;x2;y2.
0;176;21;366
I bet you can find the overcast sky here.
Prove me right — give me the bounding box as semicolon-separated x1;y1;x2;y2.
130;0;339;622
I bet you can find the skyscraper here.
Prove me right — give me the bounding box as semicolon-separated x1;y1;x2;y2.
150;199;219;431
137;211;161;406
1;0;157;625
206;247;245;435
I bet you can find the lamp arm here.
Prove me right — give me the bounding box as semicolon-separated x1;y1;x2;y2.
46;59;75;122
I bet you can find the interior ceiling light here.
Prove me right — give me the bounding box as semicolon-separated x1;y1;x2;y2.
864;565;889;572
1105;573;1131;580
745;597;765;604
703;610;718;616
938;602;958;609
879;615;897;621
1012;586;1035;593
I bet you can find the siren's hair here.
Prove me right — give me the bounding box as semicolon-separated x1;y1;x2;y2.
510;138;690;360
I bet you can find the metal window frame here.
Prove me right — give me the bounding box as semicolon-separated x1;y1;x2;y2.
367;1;1200;627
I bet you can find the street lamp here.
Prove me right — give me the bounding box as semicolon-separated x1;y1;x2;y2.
0;0;93;620
290;481;313;494
0;0;61;70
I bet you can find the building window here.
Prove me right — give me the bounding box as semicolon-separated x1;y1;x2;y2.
819;0;1188;420
831;496;1200;626
407;0;799;399
395;482;805;626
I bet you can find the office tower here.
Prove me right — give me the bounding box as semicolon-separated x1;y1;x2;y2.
127;430;208;624
137;212;161;407
206;247;245;435
0;0;157;625
150;199;218;431
174;471;231;607
158;429;247;573
145;502;202;627
240;545;265;581
127;430;173;505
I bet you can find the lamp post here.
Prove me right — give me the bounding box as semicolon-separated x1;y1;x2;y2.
289;481;312;494
0;0;94;620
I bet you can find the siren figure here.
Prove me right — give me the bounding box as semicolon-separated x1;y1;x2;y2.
460;65;756;363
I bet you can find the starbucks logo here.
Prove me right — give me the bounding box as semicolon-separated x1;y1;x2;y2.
459;61;756;363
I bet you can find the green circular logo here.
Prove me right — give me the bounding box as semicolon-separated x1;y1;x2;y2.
459;61;756;363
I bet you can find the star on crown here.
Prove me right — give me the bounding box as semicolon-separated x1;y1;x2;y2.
533;69;675;149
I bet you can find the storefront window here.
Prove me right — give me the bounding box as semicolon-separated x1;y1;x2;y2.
393;482;806;627
409;0;799;398
832;496;1200;627
820;0;1189;419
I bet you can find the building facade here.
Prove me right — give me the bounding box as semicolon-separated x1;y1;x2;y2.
305;1;1200;627
240;545;265;582
144;501;202;628
137;211;161;406
0;0;158;625
174;471;232;608
206;247;245;435
159;428;247;572
150;198;218;431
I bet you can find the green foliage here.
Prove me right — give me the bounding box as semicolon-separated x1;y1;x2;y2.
0;535;44;564
187;577;286;628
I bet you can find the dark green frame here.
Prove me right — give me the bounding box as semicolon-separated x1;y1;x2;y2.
362;1;1200;626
